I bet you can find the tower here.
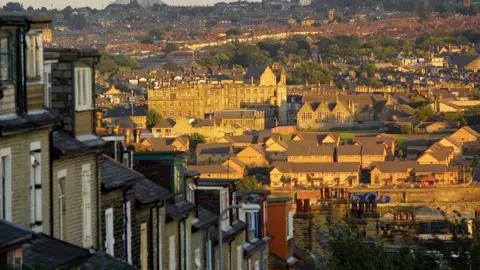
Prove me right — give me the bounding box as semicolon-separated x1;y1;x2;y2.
328;9;335;22
464;0;471;8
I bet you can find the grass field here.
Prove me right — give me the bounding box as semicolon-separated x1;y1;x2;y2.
282;130;450;145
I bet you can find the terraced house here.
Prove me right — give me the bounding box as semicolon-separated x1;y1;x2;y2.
0;15;59;235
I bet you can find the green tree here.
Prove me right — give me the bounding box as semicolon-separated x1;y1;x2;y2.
97;57;117;74
288;62;331;85
237;176;259;190
163;43;179;53
401;124;413;134
359;62;378;78
414;107;435;123
146;109;162;129
71;14;87;30
226;28;241;38
397;149;404;158
150;27;166;41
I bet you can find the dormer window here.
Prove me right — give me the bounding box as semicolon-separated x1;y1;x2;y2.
74;67;92;111
26;33;43;81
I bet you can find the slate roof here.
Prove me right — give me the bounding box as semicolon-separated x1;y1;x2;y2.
188;165;239;174
23;233;134;269
154;118;176;128
272;162;360;173
196;179;240;187
243;65;267;82
0;110;58;136
337;145;362;155
370;161;452;174
215;220;248;243
100;156;143;189
52;131;96;156
222;135;257;144
450;55;480;68
244;238;266;255
191;206;218;230
0;219;34;250
267;197;292;203
103;105;148;118
166;200;197;219
287;144;334;156
361;143;386;155
135;178;172;204
196;143;232;155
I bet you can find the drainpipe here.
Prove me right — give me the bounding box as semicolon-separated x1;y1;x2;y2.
184;216;187;270
96;153;101;248
155;200;165;269
123;187;128;262
15;28;23;114
178;216;188;270
48;120;64;237
149;201;159;269
22;24;30;113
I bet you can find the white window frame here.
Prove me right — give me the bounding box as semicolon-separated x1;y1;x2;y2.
287;211;293;240
0;147;12;221
57;169;67;240
254;260;260;270
44;63;52;107
124;201;132;263
169;235;176;270
220;189;229;228
26;32;43;81
248;212;255;231
75;67;93;111
30;142;42;232
158;214;163;270
195;248;201;269
105;207;114;256
82;163;93;247
236;245;243;270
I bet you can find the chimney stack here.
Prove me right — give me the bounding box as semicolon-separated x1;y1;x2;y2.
95;111;103;129
124;128;132;145
303;199;311;213
135;128;141;144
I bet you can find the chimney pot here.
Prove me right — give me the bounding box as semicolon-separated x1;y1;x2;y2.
124;128;132;145
303;199;311;212
135;128;141;144
296;199;303;213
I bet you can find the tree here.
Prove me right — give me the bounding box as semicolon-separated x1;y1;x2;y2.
280;175;287;185
146;109;162;129
150;27;166;41
163;43;179;53
71;14;87;30
97;57;118;74
397;149;404;159
417;0;430;21
359;62;378;78
237;176;259;190
288;62;331;85
226;28;241;38
401;124;413;134
3;2;25;12
414;107;435;123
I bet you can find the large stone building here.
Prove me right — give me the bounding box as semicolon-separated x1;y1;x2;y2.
147;65;288;125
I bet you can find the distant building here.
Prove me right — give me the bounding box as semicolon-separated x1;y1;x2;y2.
42;28;53;43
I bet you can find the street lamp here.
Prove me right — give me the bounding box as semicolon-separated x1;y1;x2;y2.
218;203;261;270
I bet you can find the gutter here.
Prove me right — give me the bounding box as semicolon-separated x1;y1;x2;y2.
49;120;64;236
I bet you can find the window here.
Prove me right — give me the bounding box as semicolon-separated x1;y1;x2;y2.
82;163;92;247
236;245;243;270
195;248;201;269
105;208;114;256
141;223;148;270
125;201;132;263
0;32;13;81
0;148;12;221
58;169;67;240
248;212;255;231
44;64;52;107
30;142;42;232
26;33;43;80
158;214;163;270
75;67;93;111
220;189;229;228
287;211;293;240
169;235;176;270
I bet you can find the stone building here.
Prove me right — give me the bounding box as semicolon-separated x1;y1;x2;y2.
147;65;288;125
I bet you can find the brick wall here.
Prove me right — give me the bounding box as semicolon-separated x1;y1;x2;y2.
50;61;75;135
0;84;16;114
0;128;50;233
101;187;136;262
53;153;98;248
